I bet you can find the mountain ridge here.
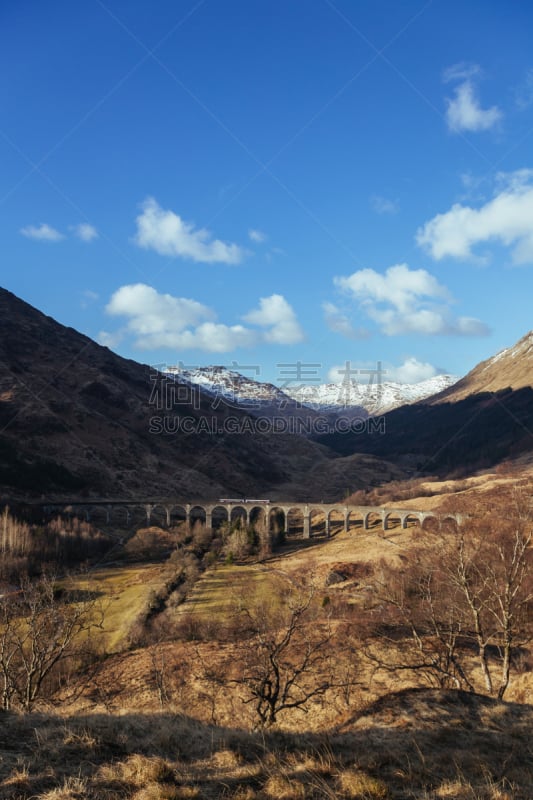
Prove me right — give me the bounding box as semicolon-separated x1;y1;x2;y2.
168;364;459;417
315;326;533;475
428;330;533;404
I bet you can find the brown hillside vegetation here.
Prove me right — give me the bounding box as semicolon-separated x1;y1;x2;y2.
3;486;533;797
429;330;533;403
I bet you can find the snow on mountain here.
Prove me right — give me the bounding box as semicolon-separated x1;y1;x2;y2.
165;365;294;410
166;365;459;416
285;374;458;415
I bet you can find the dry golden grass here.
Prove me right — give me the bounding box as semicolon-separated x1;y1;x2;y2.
1;691;532;799
175;562;286;624
361;464;533;513
337;769;390;799
263;774;307;799
68;562;170;652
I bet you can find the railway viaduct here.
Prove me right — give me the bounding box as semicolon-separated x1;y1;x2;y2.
41;500;461;537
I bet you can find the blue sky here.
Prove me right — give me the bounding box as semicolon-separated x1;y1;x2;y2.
3;0;533;385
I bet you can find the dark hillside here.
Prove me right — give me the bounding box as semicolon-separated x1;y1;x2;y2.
315;386;533;475
0;288;312;499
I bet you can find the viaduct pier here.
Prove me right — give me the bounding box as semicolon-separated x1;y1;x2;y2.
41;499;461;537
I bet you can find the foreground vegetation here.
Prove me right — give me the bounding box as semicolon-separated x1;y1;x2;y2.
2;689;533;799
1;486;533;797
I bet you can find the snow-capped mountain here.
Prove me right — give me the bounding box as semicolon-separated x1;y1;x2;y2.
165;365;294;411
284;374;458;415
166;365;459;416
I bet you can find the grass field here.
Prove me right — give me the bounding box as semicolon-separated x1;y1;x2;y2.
73;562;167;652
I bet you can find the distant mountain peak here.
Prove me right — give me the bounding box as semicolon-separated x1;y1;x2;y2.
167;364;459;416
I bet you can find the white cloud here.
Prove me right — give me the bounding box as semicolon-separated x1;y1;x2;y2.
334;263;489;337
72;223;98;242
21;221;99;243
417;169;533;264
244;294;304;344
335;263;449;312
370;194;399;215
322;302;369;339
160;323;258;352
104;284;303;352
327;357;440;385
443;63;501;133
386;357;438;384
134;197;245;264
20;223;64;242
446;83;501;132
248;228;267;243
105;284;214;349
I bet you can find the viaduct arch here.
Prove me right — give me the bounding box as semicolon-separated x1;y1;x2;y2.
40;499;462;538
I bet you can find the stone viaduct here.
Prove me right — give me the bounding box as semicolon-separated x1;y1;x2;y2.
42;499;461;537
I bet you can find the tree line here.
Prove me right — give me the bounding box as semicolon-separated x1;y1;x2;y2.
0;506;113;581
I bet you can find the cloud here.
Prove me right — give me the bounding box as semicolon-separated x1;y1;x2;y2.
105;283;214;349
20;223;64;242
335;263;450;312
443;62;481;83
334;263;489;337
417;169;533;264
446;83;501;132
322;302;369;339
104;284;303;352
248;228;267;243
21;221;99;243
386;357;439;383
244;294;304;344
134;197;245;264
72;223;98;242
370;194;399;215
443;63;501;133
159;323;258;352
327;357;441;385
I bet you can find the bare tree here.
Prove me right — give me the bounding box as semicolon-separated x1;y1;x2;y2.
366;545;474;691
0;573;104;711
229;582;334;728
450;514;533;698
365;494;533;699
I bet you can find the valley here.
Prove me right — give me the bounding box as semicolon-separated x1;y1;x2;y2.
3;491;533;798
5;3;533;796
3;288;533;798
